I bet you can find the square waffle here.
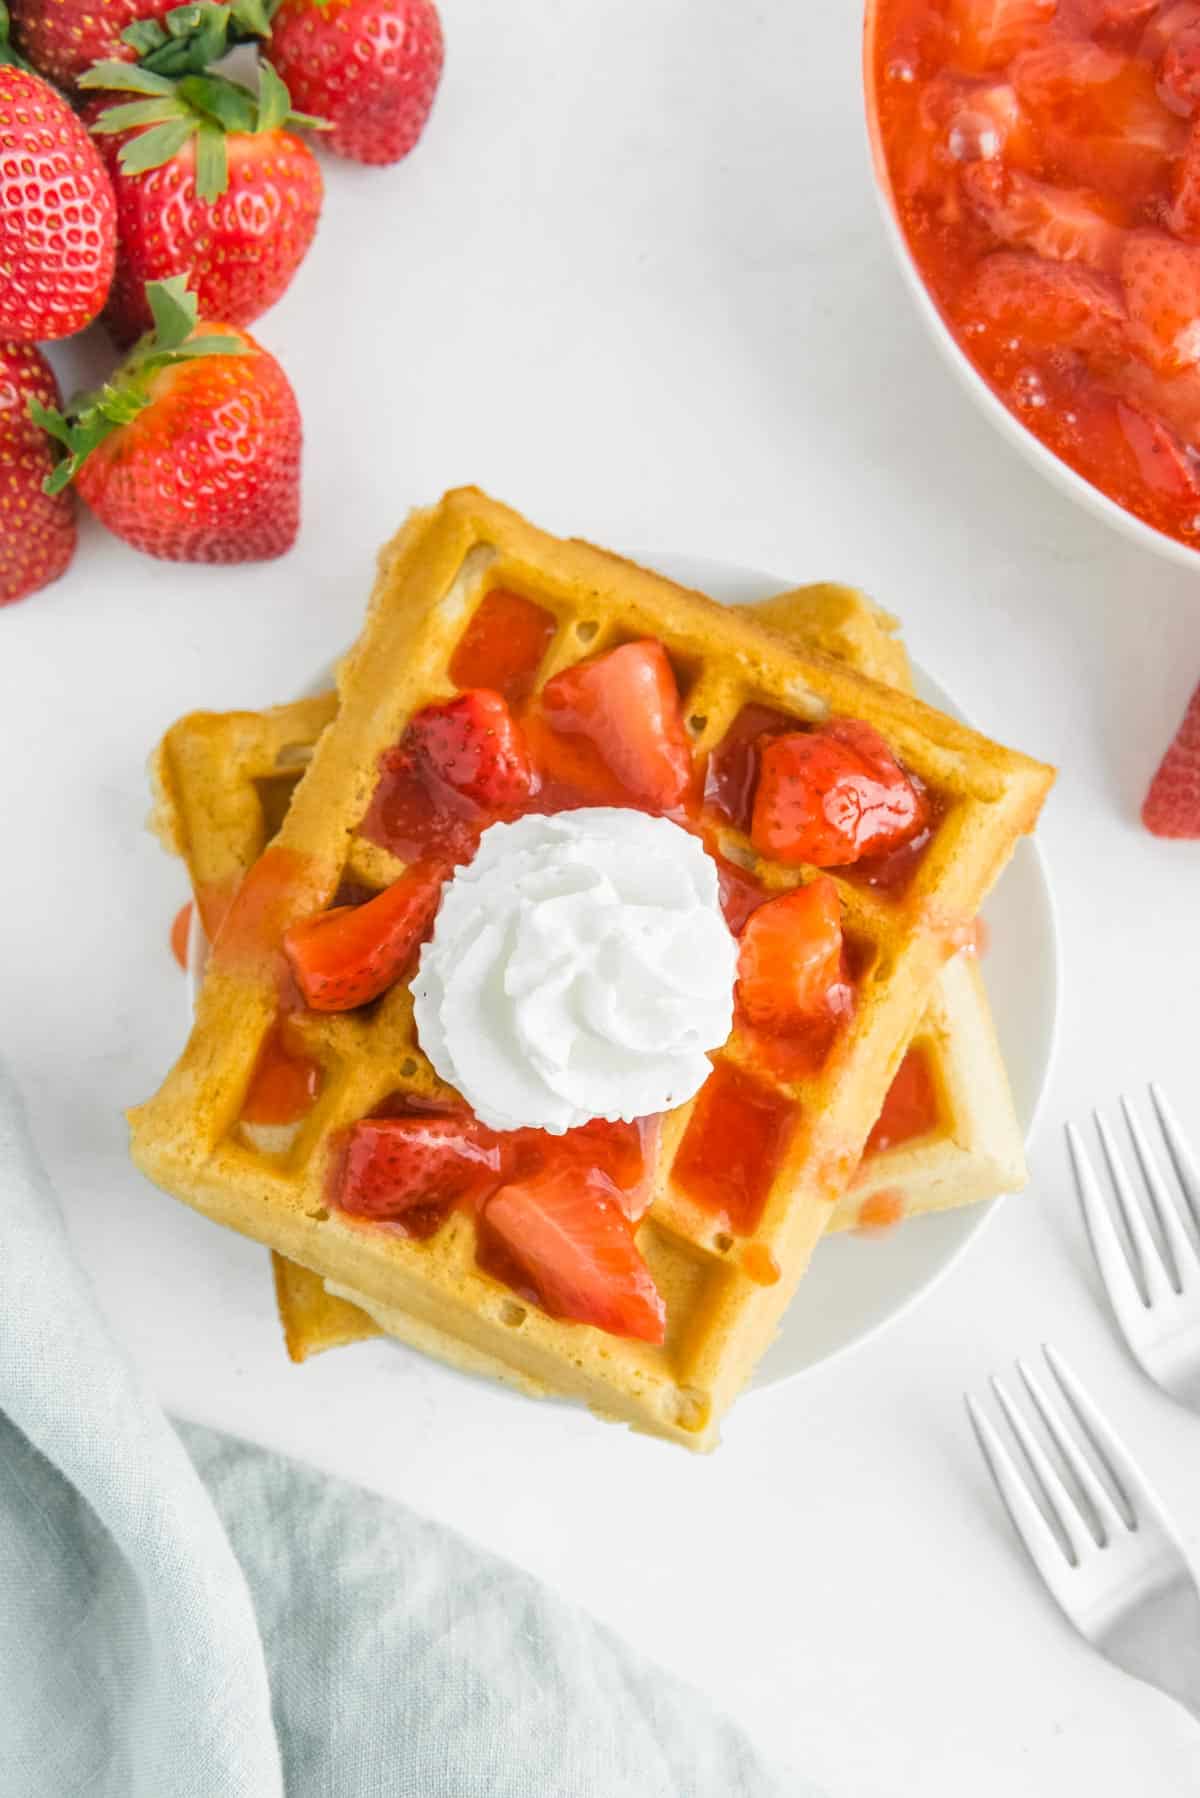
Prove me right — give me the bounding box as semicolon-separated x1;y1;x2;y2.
131;489;1053;1448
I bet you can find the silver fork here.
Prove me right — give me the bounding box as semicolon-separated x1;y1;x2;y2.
1067;1086;1200;1408
967;1345;1200;1721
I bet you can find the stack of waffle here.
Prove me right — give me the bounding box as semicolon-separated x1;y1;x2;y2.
131;489;1053;1449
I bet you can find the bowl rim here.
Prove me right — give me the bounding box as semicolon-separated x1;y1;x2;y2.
859;1;1200;574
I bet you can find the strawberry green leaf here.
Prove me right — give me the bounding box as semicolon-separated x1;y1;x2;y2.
89;97;182;133
117;115;196;173
194;123;226;204
178;71;258;132
256;58;290;132
79;60;177;94
145;276;198;350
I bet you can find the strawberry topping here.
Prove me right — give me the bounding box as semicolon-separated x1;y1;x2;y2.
736;878;846;1029
1143;679;1200;836
283;860;447;1011
750;720;928;868
338;1113;503;1227
479;1167;666;1343
537;639;692;811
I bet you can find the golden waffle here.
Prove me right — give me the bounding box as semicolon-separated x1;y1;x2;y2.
156;577;1027;1360
131;488;1053;1449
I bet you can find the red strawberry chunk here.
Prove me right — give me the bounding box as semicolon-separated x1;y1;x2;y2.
945;0;1056;74
1170;121;1200;239
1112;397;1200;500
338;1114;503;1224
1077;0;1160;30
283;860;447;1011
736;878;846;1030
960;163;1124;269
957;251;1128;359
1161;22;1200;115
480;1167;666;1343
1012;41;1184;203
538;639;692;812
407;689;535;810
751;721;929;868
1122;231;1200;371
1143;680;1200;836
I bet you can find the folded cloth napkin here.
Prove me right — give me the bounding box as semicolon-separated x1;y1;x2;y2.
0;1065;809;1798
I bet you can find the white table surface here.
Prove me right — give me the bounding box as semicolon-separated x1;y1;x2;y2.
5;2;1200;1791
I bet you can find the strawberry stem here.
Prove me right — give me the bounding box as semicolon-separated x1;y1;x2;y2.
81;56;327;202
120;0;280;80
30;277;245;494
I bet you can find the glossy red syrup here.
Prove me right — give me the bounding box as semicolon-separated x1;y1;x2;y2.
865;1045;941;1155
871;0;1200;548
703;703;798;830
209;846;312;971
170;902;192;970
673;1060;796;1234
449;589;557;703
241;1018;323;1127
741;1243;782;1286
854;1188;908;1235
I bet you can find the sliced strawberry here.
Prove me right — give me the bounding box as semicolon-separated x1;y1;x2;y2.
960;163;1124;269
957;251;1128;359
1143;680;1200;836
1170;120;1200;238
750;721;929;868
283;860;446;1010
1112;397;1200;500
406;689;535;810
337;1114;503;1224
1077;0;1161;30
480;1167;666;1343
945;0;1056;74
537;640;692;811
1122;231;1200;371
1012;40;1184;203
1159;20;1200;114
736;878;845;1031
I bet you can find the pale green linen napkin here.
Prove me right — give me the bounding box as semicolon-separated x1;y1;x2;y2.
0;1065;811;1797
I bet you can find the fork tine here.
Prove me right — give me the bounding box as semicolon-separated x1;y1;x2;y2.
1122;1096;1198;1293
965;1394;1076;1591
1149;1084;1200;1230
989;1375;1093;1566
1041;1344;1165;1531
1094;1111;1175;1307
1016;1356;1126;1546
1067;1122;1147;1337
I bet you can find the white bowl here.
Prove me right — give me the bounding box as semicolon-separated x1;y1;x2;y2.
861;3;1200;573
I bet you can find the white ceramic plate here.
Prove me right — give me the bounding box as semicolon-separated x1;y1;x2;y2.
190;552;1059;1390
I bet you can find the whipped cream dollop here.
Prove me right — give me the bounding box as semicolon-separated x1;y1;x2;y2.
411;808;738;1134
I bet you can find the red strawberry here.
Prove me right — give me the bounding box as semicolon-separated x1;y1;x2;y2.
33;276;302;562
538;639;693;812
736;878;845;1030
960;163;1124;270
1076;0;1160;29
7;0;176;91
337;1113;502;1223
1144;680;1200;835
944;0;1055;74
81;61;323;345
1122;231;1200;371
751;720;928;868
407;690;535;810
0;66;116;342
0;343;76;605
957;251;1128;359
1110;395;1200;501
480;1167;666;1343
1160;21;1200;114
1011;41;1184;203
269;0;443;166
1170;121;1200;238
283;859;446;1010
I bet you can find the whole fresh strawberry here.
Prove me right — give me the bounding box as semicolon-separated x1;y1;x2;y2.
80;59;324;345
7;0;174;91
0;342;76;604
0;43;116;341
268;0;443;166
33;276;301;563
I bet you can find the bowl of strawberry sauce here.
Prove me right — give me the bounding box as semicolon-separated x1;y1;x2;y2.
865;0;1200;565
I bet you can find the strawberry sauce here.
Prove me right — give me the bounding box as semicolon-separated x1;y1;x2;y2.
673;1060;796;1234
241;1018;323;1128
448;588;557;703
864;1044;942;1155
871;0;1200;547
